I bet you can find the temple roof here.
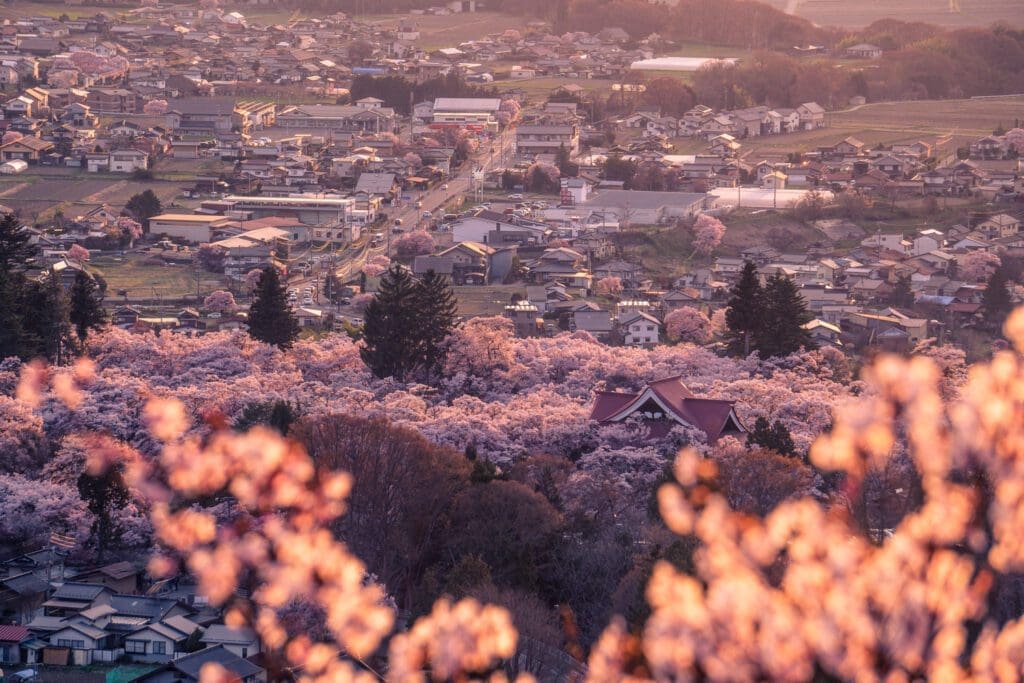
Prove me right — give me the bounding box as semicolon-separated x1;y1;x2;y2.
589;376;744;442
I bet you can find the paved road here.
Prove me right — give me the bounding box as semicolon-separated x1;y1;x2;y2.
288;126;516;307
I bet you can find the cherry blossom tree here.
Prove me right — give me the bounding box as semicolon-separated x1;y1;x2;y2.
105;216;143;245
394;230;435;258
143;99;169;115
691;214;726;256
595;276;623;297
1004;127;1024;154
1;131;23;145
244;268;263;295
351;293;375;312
402;152;422;168
525;162;560;193
958;250;1001;282
0;474;92;550
203;290;237;314
664;307;712;344
67;244;90;262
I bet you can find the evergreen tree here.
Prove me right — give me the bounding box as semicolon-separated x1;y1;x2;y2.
69;270;107;344
0;212;36;273
888;274;915;308
22;272;74;364
555;143;578;177
360;264;422;380
982;267;1013;329
78;465;130;563
746;416;797;457
415;269;458;375
248;267;299;349
0;272;26;359
756;273;814;358
724;261;764;357
234;399;300;435
124;189;162;231
946;258;959;280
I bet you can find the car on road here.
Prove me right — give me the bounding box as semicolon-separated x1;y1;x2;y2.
441;183;449;190
422;211;433;219
508;193;523;200
415;201;423;209
394;218;402;226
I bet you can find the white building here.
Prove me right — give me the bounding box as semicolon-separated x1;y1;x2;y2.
620;311;661;348
149;214;232;243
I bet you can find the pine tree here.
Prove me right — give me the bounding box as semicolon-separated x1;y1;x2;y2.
982;267;1013;329
124;189;162;231
248;267;299;349
415;269;458;375
888;274;915;308
746;416;797;456
69;270;107;345
724;261;764;357
756;273;814;358
0;271;26;359
22;272;74;364
78;465;130;563
360;264;422;380
0;212;36;273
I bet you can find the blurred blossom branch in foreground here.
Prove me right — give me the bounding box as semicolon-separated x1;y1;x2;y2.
17;308;1024;681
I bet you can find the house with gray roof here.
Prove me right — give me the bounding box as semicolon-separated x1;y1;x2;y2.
129;644;265;683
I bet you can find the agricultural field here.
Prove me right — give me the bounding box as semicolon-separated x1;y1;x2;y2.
0;1;134;19
0;169;197;223
361;12;529;50
659;0;1024;28
453;285;523;317
90;252;229;301
714;95;1024;161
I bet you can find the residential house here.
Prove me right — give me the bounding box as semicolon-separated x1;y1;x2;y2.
0;625;29;666
200;624;260;659
619;311;661;348
72;562;140;594
975;213;1020;239
588;375;745;441
167;97;240;134
504;300;542;337
130;645;265;683
844;43;883;59
969;135;1006;160
0;136;54;163
86;88;137;115
108;149;149;173
515;123;580;156
571;302;614;340
45;622;117;665
123;615;203;663
796;102;826;130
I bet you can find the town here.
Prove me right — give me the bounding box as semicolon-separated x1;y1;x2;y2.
0;0;1023;680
